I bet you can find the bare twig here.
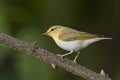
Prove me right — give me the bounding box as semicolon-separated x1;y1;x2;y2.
0;33;111;80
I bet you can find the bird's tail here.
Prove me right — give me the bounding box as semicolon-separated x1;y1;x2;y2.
82;37;112;48
88;37;112;43
97;37;112;40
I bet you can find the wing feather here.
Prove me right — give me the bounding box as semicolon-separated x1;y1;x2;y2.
59;30;98;41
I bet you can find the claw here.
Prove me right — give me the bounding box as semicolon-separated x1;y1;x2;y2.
73;60;77;64
57;54;65;61
57;50;74;62
73;51;80;64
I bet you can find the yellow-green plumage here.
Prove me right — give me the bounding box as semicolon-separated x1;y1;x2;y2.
59;30;97;41
58;27;100;41
43;25;112;63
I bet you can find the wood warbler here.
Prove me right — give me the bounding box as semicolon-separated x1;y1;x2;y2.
43;25;112;63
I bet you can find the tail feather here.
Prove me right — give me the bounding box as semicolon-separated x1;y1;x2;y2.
82;37;112;48
89;37;112;44
97;37;112;40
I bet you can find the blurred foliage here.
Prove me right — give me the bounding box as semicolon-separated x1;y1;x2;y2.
0;0;120;80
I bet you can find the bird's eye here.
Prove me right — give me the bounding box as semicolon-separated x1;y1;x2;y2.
51;28;54;31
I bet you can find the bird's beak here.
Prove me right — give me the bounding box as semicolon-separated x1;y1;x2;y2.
42;32;48;35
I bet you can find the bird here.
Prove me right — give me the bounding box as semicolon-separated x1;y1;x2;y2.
43;25;112;63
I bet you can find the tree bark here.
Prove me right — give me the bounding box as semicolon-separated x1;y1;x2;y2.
0;33;111;80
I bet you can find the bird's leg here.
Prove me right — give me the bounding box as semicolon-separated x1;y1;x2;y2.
57;50;73;61
73;51;80;63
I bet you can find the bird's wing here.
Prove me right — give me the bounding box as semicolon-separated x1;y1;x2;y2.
59;31;98;41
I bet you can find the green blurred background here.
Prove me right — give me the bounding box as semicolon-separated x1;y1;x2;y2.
0;0;119;80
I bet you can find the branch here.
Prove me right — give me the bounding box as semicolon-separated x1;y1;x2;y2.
0;33;111;80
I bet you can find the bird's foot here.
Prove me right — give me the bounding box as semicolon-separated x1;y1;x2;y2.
73;59;77;64
57;54;65;61
72;51;80;64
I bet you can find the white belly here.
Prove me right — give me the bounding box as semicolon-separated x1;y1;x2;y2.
54;39;84;51
53;38;102;52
